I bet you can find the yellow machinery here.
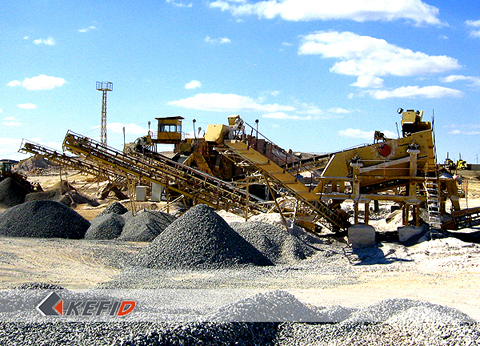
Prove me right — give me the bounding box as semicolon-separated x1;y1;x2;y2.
19;108;470;232
216;109;463;231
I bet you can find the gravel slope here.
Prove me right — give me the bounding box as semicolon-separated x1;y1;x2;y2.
130;204;273;269
0;200;90;239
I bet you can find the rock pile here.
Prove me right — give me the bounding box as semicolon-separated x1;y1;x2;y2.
24;180;98;207
231;221;315;264
119;210;176;242
98;201;128;217
209;290;321;322
130;204;273;269
0;177;28;208
0;200;90;239
84;213;125;240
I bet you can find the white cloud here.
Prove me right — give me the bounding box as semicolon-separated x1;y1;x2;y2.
168;93;296;112
351;75;385;88
3;121;21;126
205;36;231;44
185;80;202;89
299;31;460;78
469;30;480;38
327;107;352;114
448;129;480;135
166;0;193;7
441;75;480;86
369;85;463;99
108;122;149;136
78;26;98;33
466;19;480;27
339;128;396;140
17;103;37;109
7;74;66;90
209;0;441;25
465;19;480;37
3;116;21;126
262;112;311;120
33;37;55;45
0;108;2;113
7;80;21;87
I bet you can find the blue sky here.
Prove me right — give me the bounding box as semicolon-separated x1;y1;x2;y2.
1;0;480;164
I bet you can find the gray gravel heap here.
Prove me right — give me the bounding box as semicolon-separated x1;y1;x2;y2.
0;322;278;346
0;177;29;208
274;298;479;346
98;202;128;217
0;200;90;239
119;210;176;242
84;213;125;240
24;189;62;203
130;204;273;269
24;186;99;208
209;290;321;322
344;298;475;323
231;221;316;264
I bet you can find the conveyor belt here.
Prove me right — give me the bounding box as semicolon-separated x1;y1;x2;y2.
224;140;348;231
62;131;269;216
19;139;127;185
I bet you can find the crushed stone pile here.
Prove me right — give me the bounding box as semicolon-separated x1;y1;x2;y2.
119;210;176;242
0;322;278;346
24;180;98;207
0;291;478;345
24;189;62;203
0;177;29;208
209;290;321;322
98;201;128;217
343;297;475;324
230;221;315;264
15;157;54;173
130;204;273;269
274;298;479;346
84;213;125;240
0;200;90;239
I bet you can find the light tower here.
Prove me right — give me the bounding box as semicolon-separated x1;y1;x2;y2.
96;81;113;146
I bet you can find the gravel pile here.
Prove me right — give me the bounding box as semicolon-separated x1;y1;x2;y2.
24;189;62;203
344;298;475;323
98;202;128;217
209;290;321;322
231;221;315;264
0;177;28;208
130;204;273;269
0;322;279;346
23;183;99;208
119;210;176;242
0;200;90;239
84;213;125;240
273;298;479;345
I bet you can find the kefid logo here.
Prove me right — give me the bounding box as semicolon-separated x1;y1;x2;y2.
36;292;136;317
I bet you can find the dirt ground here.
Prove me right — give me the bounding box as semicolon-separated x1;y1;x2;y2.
1;169;480;320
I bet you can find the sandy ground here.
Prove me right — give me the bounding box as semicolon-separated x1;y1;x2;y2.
1;169;480;320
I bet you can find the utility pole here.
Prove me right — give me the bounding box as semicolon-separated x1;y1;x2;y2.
96;81;113;146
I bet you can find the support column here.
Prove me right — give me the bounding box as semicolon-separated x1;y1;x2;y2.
350;160;363;226
364;201;370;225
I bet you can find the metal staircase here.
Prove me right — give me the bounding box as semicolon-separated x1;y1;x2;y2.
424;180;442;230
